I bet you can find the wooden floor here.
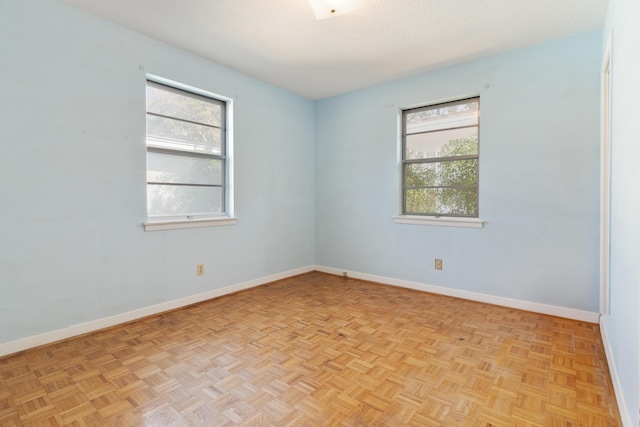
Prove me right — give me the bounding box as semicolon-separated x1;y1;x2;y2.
0;272;621;426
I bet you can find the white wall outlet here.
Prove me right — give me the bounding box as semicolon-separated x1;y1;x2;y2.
197;264;204;276
435;259;443;270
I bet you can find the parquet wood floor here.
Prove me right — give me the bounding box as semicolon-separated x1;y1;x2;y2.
0;272;621;426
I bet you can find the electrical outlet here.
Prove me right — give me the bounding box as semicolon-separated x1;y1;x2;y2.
342;271;348;278
434;259;443;270
197;264;204;276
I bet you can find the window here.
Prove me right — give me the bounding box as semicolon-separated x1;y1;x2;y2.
145;78;230;225
402;97;479;217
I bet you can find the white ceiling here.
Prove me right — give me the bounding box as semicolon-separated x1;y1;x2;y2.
61;0;609;100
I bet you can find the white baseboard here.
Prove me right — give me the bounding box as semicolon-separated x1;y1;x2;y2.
600;315;633;427
313;265;600;323
0;266;314;358
0;265;601;358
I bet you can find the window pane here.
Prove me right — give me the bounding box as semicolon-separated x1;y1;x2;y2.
406;100;478;133
147;152;223;185
146;115;222;155
405;188;437;214
146;82;222;128
147;152;222;186
403;97;479;218
405;159;478;188
147;185;223;216
405;129;477;160
405;188;478;216
405;163;437;187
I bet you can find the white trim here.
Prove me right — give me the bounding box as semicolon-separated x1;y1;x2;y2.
144;73;236;226
1;265;601;357
401;92;482;112
600;31;613;315
146;73;233;103
393;215;484;229
314;265;599;323
600;315;633;427
0;266;314;358
144;216;238;231
226;96;235;218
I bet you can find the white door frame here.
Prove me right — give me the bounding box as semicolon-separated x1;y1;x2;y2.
600;32;612;316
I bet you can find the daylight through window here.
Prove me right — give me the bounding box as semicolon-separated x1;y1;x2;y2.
145;79;227;219
402;97;479;217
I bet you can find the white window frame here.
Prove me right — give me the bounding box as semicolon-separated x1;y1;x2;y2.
143;74;236;231
395;97;484;229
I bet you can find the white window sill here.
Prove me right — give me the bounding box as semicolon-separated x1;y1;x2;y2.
144;217;238;232
393;215;484;229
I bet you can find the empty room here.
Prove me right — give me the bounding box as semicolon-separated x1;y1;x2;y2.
1;0;638;425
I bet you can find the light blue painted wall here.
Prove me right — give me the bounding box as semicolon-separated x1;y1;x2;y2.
602;0;640;423
0;0;315;343
0;0;611;378
315;31;602;312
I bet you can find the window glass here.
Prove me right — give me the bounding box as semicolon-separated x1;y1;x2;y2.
146;79;227;219
402;97;479;217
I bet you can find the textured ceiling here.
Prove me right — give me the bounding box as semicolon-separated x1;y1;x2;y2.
61;0;609;99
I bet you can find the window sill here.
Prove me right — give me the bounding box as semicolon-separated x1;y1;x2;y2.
393;215;484;229
144;217;238;232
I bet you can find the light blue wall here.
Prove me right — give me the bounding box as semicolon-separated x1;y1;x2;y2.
0;0;315;342
602;0;640;423
315;31;602;312
0;0;611;376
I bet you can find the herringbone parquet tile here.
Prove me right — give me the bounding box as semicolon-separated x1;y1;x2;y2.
0;272;622;426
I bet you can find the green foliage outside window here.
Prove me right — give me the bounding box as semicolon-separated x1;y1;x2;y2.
405;134;478;216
